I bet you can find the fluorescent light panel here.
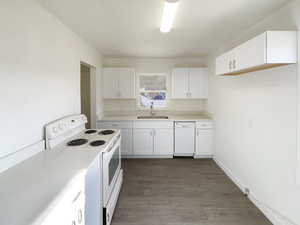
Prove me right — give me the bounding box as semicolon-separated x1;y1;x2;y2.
160;0;179;33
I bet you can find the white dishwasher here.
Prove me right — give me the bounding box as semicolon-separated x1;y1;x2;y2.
174;122;195;156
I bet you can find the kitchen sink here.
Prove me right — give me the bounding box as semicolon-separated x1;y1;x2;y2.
137;116;169;119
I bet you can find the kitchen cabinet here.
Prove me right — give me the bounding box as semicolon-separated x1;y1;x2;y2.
133;121;174;157
98;121;133;156
172;68;208;99
195;122;213;158
133;129;154;155
172;68;189;98
215;31;297;76
153;129;173;155
215;50;234;76
102;68;135;99
120;129;133;155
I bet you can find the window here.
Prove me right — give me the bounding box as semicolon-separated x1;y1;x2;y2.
137;73;168;108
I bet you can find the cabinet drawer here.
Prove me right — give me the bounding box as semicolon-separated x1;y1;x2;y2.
98;121;133;129
133;121;173;129
196;121;213;129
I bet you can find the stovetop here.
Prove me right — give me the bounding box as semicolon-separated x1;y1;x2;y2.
56;129;120;151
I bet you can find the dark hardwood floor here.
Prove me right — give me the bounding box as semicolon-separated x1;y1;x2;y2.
112;159;272;225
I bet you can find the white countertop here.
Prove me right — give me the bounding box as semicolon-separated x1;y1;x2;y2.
0;148;102;225
99;114;212;122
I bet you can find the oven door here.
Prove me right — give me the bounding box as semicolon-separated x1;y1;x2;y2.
102;136;121;206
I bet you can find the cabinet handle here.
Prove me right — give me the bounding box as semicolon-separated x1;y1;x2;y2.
229;61;232;70
233;59;236;69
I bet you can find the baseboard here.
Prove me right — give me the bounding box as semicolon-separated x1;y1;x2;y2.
213;157;297;225
194;155;213;159
213;157;245;191
248;193;297;225
0;140;45;173
122;155;173;159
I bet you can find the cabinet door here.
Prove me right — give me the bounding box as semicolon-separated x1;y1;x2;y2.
119;68;135;99
153;129;173;155
216;54;227;75
195;129;213;156
189;68;208;99
172;68;189;99
102;69;119;99
235;32;266;71
133;129;153;155
121;128;133;156
216;51;232;75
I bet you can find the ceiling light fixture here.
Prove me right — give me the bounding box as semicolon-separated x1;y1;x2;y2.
160;0;179;33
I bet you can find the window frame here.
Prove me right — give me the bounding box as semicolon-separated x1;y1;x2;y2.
136;72;170;110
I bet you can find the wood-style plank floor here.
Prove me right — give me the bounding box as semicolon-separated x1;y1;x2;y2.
112;159;272;225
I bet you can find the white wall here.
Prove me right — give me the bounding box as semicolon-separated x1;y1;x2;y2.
103;57;207;114
0;0;103;165
207;1;300;224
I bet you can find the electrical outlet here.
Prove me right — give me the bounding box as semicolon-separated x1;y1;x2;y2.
244;188;250;196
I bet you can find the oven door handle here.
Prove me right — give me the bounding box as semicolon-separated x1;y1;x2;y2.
105;137;121;154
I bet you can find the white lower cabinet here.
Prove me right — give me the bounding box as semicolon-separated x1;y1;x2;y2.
120;128;133;155
133;129;154;155
99;119;213;158
133;121;174;157
195;122;213;158
153;129;173;156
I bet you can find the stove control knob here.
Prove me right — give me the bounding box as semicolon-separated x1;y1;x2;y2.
58;124;63;130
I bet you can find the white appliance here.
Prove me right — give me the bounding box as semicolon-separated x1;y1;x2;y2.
40;173;85;225
45;114;123;225
174;121;195;156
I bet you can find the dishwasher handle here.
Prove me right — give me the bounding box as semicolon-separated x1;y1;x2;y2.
175;122;195;128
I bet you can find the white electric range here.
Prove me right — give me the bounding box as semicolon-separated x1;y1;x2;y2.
45;114;123;225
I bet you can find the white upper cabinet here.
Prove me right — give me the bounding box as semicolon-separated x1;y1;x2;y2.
216;51;231;76
119;68;135;98
172;68;189;99
215;31;297;76
103;68;118;99
172;68;208;99
102;68;135;99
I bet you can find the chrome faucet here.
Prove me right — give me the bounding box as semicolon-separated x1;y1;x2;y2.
150;102;155;116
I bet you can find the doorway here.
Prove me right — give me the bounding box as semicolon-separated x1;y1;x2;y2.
80;63;92;129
